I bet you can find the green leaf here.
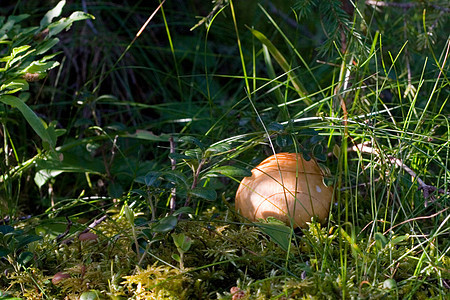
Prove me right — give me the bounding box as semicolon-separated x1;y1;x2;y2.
16;234;42;250
172;253;180;263
47;11;94;37
0;225;14;235
190;187;217;201
208;166;252;178
35;149;105;174
168;152;192;160
125;130;174;142
179;136;205;150
374;232;388;249
390;234;409;245
256;220;292;251
0;79;29;93
204;143;232;155
12;45;32;57
34;169;63;188
0;247;11;257
142;171;162;187
268;122;284;131
0;15;29;38
172;207;194;216
184;148;202;160
23;60;59;73
36;38;60;55
108;182;124;198
40;0;66;28
17;251;34;266
171;233;193;253
151;216;178;233
0;95;55;149
162;170;188;187
123;205;135;224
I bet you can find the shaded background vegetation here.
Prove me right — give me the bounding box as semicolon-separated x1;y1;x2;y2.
2;0;448;216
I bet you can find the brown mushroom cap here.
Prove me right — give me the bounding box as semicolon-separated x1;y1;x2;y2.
52;272;70;285
78;232;98;241
235;153;333;228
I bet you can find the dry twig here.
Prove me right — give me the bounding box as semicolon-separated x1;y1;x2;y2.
353;142;446;207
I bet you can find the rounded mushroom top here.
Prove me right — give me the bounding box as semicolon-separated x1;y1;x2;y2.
235;152;333;228
251;152;323;175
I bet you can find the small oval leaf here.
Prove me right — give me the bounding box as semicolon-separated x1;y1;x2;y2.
151;216;178;233
209;166;252;178
190;187;217;201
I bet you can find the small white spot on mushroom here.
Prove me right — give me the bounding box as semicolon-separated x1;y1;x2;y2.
316;185;322;193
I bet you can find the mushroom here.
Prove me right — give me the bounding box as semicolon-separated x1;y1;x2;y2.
78;232;98;242
235;153;333;228
52;272;70;285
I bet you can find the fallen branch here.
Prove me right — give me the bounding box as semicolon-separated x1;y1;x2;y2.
353;142;446;207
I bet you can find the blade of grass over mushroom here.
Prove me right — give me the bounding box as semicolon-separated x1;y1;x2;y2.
257;4;322;98
262;44;285;105
248;27;310;104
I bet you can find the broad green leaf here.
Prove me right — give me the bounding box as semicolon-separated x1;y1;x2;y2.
162;170;188;186
16;234;42;250
40;0;66;28
142;171;162;187
0;225;14;235
172;253;180;262
390;234;409;245
374;232;388;249
36;38;60;55
125;130;174;142
47;12;94;37
24;60;59;73
204;143;232;156
34;169;63;188
184;148;202;160
256;220;292;252
12;45;31;56
168;152;192;160
123;205;134;224
151;216;178;233
0;95;55;148
173;207;194;216
0;79;29;93
17;251;34;266
172;233;193;253
108;182;124;198
179;136;205;150
0;247;11;257
268;122;284;132
190;187;217;201
0;15;30;38
35;150;105;174
208;166;252;178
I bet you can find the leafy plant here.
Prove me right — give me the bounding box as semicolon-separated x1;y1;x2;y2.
0;1;93;217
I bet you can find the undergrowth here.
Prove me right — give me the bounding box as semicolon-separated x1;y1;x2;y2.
0;0;449;299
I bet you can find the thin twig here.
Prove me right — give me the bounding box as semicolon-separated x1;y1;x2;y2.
169;136;177;213
81;215;108;234
353;143;446;207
